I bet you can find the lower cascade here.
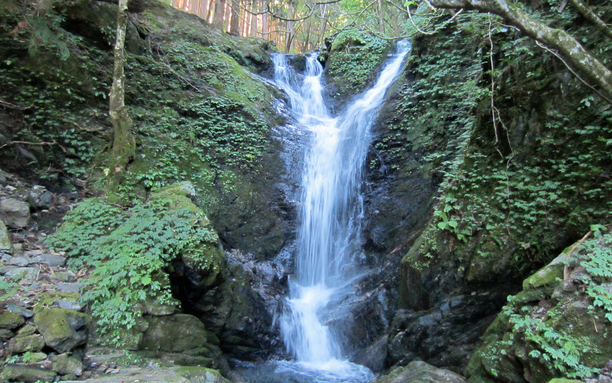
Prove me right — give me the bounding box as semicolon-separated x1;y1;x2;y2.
271;41;411;382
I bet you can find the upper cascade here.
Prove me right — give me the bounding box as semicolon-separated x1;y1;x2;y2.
273;40;411;382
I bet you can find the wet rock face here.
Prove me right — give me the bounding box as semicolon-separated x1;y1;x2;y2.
173;249;289;361
385;290;509;372
210;120;302;261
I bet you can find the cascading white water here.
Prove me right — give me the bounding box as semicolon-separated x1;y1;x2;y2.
273;41;411;382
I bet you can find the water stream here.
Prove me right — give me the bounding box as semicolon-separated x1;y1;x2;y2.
234;41;410;383
267;41;411;382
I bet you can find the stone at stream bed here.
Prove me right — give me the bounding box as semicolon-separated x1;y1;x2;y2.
373;361;466;383
17;324;37;336
32;253;65;267
55;282;82;293
1;364;57;382
7;256;29;266
61;366;232;382
52;353;84;376
0;328;15;339
7;303;35;318
0;219;11;251
8;333;45;353
29;185;53;209
34;308;88;353
0;310;25;329
5;266;38;283
50;270;76;282
0;264;16;274
141;314;208;353
0;198;30;228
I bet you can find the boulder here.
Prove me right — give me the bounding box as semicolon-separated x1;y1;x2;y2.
134;295;179;316
8;334;45;353
34;308;88;353
373;361;466;383
0;198;30;228
0;365;56;382
0;310;25;329
29;185;53;209
141;314;207;352
52;353;83;376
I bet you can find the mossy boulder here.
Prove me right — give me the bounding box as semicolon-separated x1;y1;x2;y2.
374;361;466;383
33;308;88;353
466;232;612;383
0;310;24;329
141;314;208;352
150;183;226;288
522;251;567;291
8;333;45;353
51;353;83;376
175;366;232;383
1;365;57;382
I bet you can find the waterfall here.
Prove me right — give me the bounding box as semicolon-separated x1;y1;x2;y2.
273;41;411;381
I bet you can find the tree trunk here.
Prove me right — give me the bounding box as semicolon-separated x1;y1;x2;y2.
428;0;612;97
262;5;268;37
214;0;226;30
109;0;135;174
250;0;257;36
230;0;240;34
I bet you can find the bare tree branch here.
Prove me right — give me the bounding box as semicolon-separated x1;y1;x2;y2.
567;0;612;40
426;0;612;97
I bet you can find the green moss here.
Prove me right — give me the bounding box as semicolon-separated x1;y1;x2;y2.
0;311;25;330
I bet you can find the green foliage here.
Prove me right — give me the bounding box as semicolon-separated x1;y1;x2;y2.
46;197;219;345
375;12;487;176
0;0;276;199
404;10;611;275
506;308;598;378
499;232;612;379
578;232;612;322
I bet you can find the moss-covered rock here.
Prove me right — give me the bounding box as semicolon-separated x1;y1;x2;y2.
0;365;57;382
34;308;88;353
141;314;207;352
373;361;466;383
51;353;83;376
8;333;45;353
466;232;612;382
325;29;391;105
522;251;567;291
175;366;231;383
0;310;24;329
